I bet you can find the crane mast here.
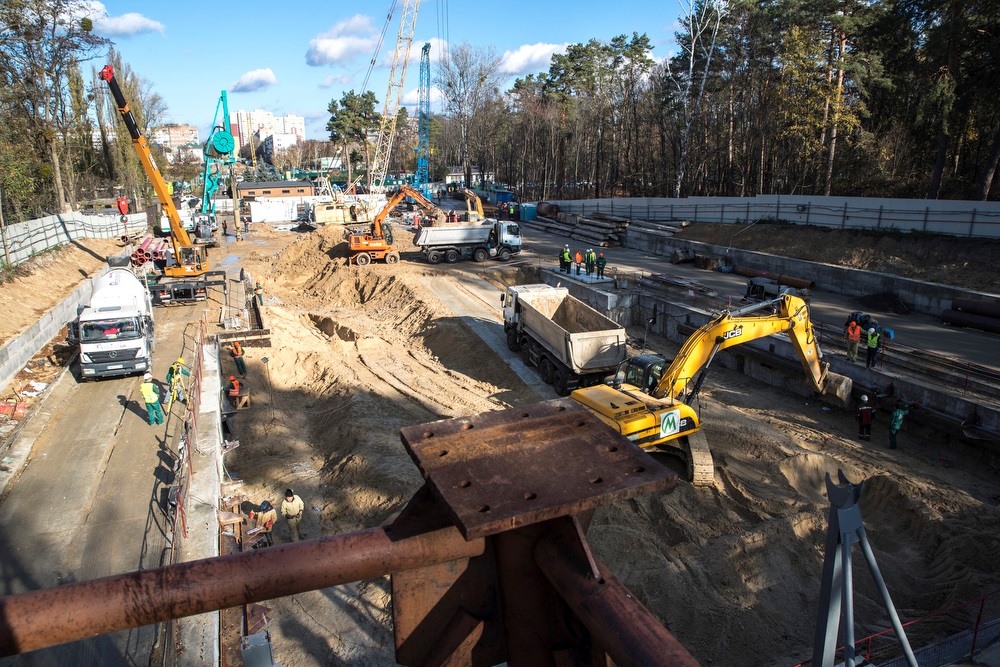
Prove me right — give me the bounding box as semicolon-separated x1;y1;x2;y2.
367;0;421;194
416;42;431;197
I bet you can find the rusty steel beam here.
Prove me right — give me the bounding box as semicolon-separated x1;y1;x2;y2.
0;522;483;657
535;531;702;667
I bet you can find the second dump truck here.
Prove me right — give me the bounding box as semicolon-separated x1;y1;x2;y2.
502;284;627;395
415;220;522;263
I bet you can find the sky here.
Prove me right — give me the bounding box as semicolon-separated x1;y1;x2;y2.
86;1;681;142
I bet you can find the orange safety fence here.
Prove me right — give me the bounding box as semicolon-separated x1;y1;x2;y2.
793;589;1000;667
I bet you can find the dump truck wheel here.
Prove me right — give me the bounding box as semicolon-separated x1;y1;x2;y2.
554;368;569;396
473;248;488;262
499;248;512;261
427;250;442;264
355;253;371;266
520;343;532;366
385;252;400;264
506;330;520;352
445;249;459;263
540;358;555;384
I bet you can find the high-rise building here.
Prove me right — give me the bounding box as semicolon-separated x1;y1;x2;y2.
151;124;199;149
230;110;305;156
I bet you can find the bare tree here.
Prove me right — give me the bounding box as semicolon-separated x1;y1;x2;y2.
664;0;725;198
437;42;504;187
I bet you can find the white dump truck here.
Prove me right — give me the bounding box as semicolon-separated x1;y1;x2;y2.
502;284;628;396
414;220;522;263
70;268;155;379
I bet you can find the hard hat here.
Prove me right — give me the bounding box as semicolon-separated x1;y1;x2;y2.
860;395;868;402
850;321;856;326
143;373;152;380
599;252;604;256
229;375;235;381
869;328;876;334
176;357;185;365
260;501;272;511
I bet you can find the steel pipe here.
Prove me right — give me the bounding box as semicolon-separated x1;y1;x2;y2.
941;309;1000;334
733;266;816;290
535;532;701;667
0;523;483;656
951;297;1000;319
137;236;153;252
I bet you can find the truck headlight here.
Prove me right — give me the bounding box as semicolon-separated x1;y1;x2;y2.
80;353;91;363
134;346;147;358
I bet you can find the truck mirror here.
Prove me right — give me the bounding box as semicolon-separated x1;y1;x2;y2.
500;293;505;305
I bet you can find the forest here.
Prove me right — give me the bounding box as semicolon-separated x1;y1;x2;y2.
2;0;999;226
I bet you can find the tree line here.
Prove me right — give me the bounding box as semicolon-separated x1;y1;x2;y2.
361;0;998;203
3;0;998;228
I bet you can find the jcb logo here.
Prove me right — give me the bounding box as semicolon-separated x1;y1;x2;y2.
659;409;681;438
722;326;743;340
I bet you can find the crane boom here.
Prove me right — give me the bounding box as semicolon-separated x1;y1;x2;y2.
367;0;421;194
416;42;431;197
100;65;218;287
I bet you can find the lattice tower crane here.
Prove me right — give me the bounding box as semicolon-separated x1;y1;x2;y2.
366;0;421;194
416;42;431;198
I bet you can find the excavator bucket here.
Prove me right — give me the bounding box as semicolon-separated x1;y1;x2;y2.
822;371;853;405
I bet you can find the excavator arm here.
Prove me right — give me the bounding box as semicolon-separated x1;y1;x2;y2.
461;188;484;219
650;294;839;401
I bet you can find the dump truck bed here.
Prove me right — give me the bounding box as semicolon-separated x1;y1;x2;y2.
518;290;627;374
415;225;493;247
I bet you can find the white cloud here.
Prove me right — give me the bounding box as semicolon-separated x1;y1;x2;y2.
306;14;380;66
83;2;164;37
231;69;278;93
500;43;568;76
319;74;353;89
400;86;444;110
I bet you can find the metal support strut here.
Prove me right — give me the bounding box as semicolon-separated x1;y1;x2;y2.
811;470;918;667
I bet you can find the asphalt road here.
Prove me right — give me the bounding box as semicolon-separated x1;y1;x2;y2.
515;225;1000;372
0;301;204;666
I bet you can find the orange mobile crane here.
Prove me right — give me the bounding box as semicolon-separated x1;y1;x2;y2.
349;185;443;265
100;65;226;303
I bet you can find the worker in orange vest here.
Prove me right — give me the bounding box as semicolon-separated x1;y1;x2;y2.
845;320;862;362
231;341;246;377
574;250;584;275
224;375;240;406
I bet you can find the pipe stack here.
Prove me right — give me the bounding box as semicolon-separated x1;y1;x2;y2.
129;236;155;266
941;297;1000;334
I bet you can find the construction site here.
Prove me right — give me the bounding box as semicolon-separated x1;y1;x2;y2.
2;1;1000;665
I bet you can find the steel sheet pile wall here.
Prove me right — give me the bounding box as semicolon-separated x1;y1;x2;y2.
2;213;146;267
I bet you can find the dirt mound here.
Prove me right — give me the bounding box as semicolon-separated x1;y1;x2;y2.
678;222;1000;293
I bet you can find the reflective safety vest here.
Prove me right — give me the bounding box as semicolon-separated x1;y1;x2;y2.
232;343;243;359
228;379;241;397
561;249;571;263
847;324;862;342
867;332;880;349
140;381;158;404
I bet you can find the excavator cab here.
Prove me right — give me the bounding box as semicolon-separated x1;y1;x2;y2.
613;354;667;394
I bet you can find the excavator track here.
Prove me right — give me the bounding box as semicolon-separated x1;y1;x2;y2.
682;430;715;486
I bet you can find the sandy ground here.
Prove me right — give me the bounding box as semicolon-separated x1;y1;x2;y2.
2;221;999;664
219;220;1000;666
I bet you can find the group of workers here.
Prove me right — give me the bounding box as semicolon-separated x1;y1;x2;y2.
558;245;607;278
856;394;919;449
845;319;884;368
139;356;191;426
245;488;306;547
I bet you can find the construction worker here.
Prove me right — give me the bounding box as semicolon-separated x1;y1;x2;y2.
846;320;862;362
889;402;919;449
585;249;596;276
560;245;571;273
596;252;607;278
248;500;277;547
575;250;583;275
254;282;264;306
165;357;191;403
856;394;874;441
224;375;240;406
281;488;305;541
865;328;880;369
139;373;164;426
231;341;247;377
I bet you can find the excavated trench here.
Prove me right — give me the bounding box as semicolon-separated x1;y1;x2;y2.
221;223;1000;666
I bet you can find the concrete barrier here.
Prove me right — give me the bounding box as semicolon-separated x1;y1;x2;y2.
2;212;146;267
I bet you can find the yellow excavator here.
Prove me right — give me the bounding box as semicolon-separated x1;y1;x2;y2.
349;185;444;265
570;294;853;486
461;188;485;221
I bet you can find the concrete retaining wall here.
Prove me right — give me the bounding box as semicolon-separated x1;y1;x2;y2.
0;262;116;393
542;195;1000;239
2;212;146;267
624;229;999;317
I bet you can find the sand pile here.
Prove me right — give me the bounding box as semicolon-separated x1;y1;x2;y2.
223;226;1000;666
